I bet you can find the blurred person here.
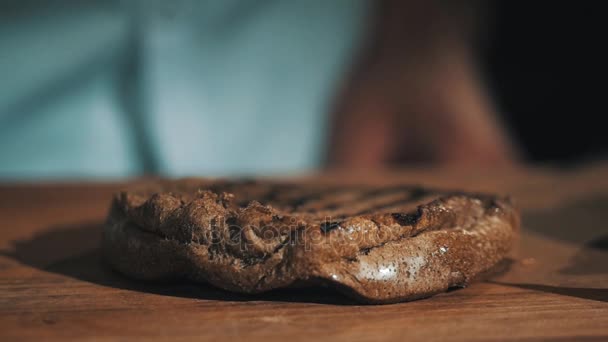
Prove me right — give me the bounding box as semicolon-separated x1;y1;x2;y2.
0;0;516;179
329;1;517;168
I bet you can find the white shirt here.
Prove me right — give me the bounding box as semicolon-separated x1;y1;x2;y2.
0;0;366;179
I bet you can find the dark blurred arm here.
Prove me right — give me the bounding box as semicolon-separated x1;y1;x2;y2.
327;0;518;168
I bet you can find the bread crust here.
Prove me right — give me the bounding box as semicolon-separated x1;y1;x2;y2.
103;180;519;303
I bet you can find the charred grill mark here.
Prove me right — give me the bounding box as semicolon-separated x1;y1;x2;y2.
202;182;342;210
204;183;432;221
353;197;416;215
391;211;421;226
300;186;418;215
360;247;372;255
351;199;401;216
320;221;342;233
300;188;373;213
350;186;430;216
286;187;347;209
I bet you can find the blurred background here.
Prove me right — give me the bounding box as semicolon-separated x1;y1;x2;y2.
0;0;605;180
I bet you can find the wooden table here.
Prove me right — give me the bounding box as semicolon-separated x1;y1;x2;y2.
1;166;607;341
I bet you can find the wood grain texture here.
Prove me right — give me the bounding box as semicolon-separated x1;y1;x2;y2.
1;166;607;341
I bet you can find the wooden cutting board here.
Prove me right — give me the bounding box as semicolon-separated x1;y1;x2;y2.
1;165;607;341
